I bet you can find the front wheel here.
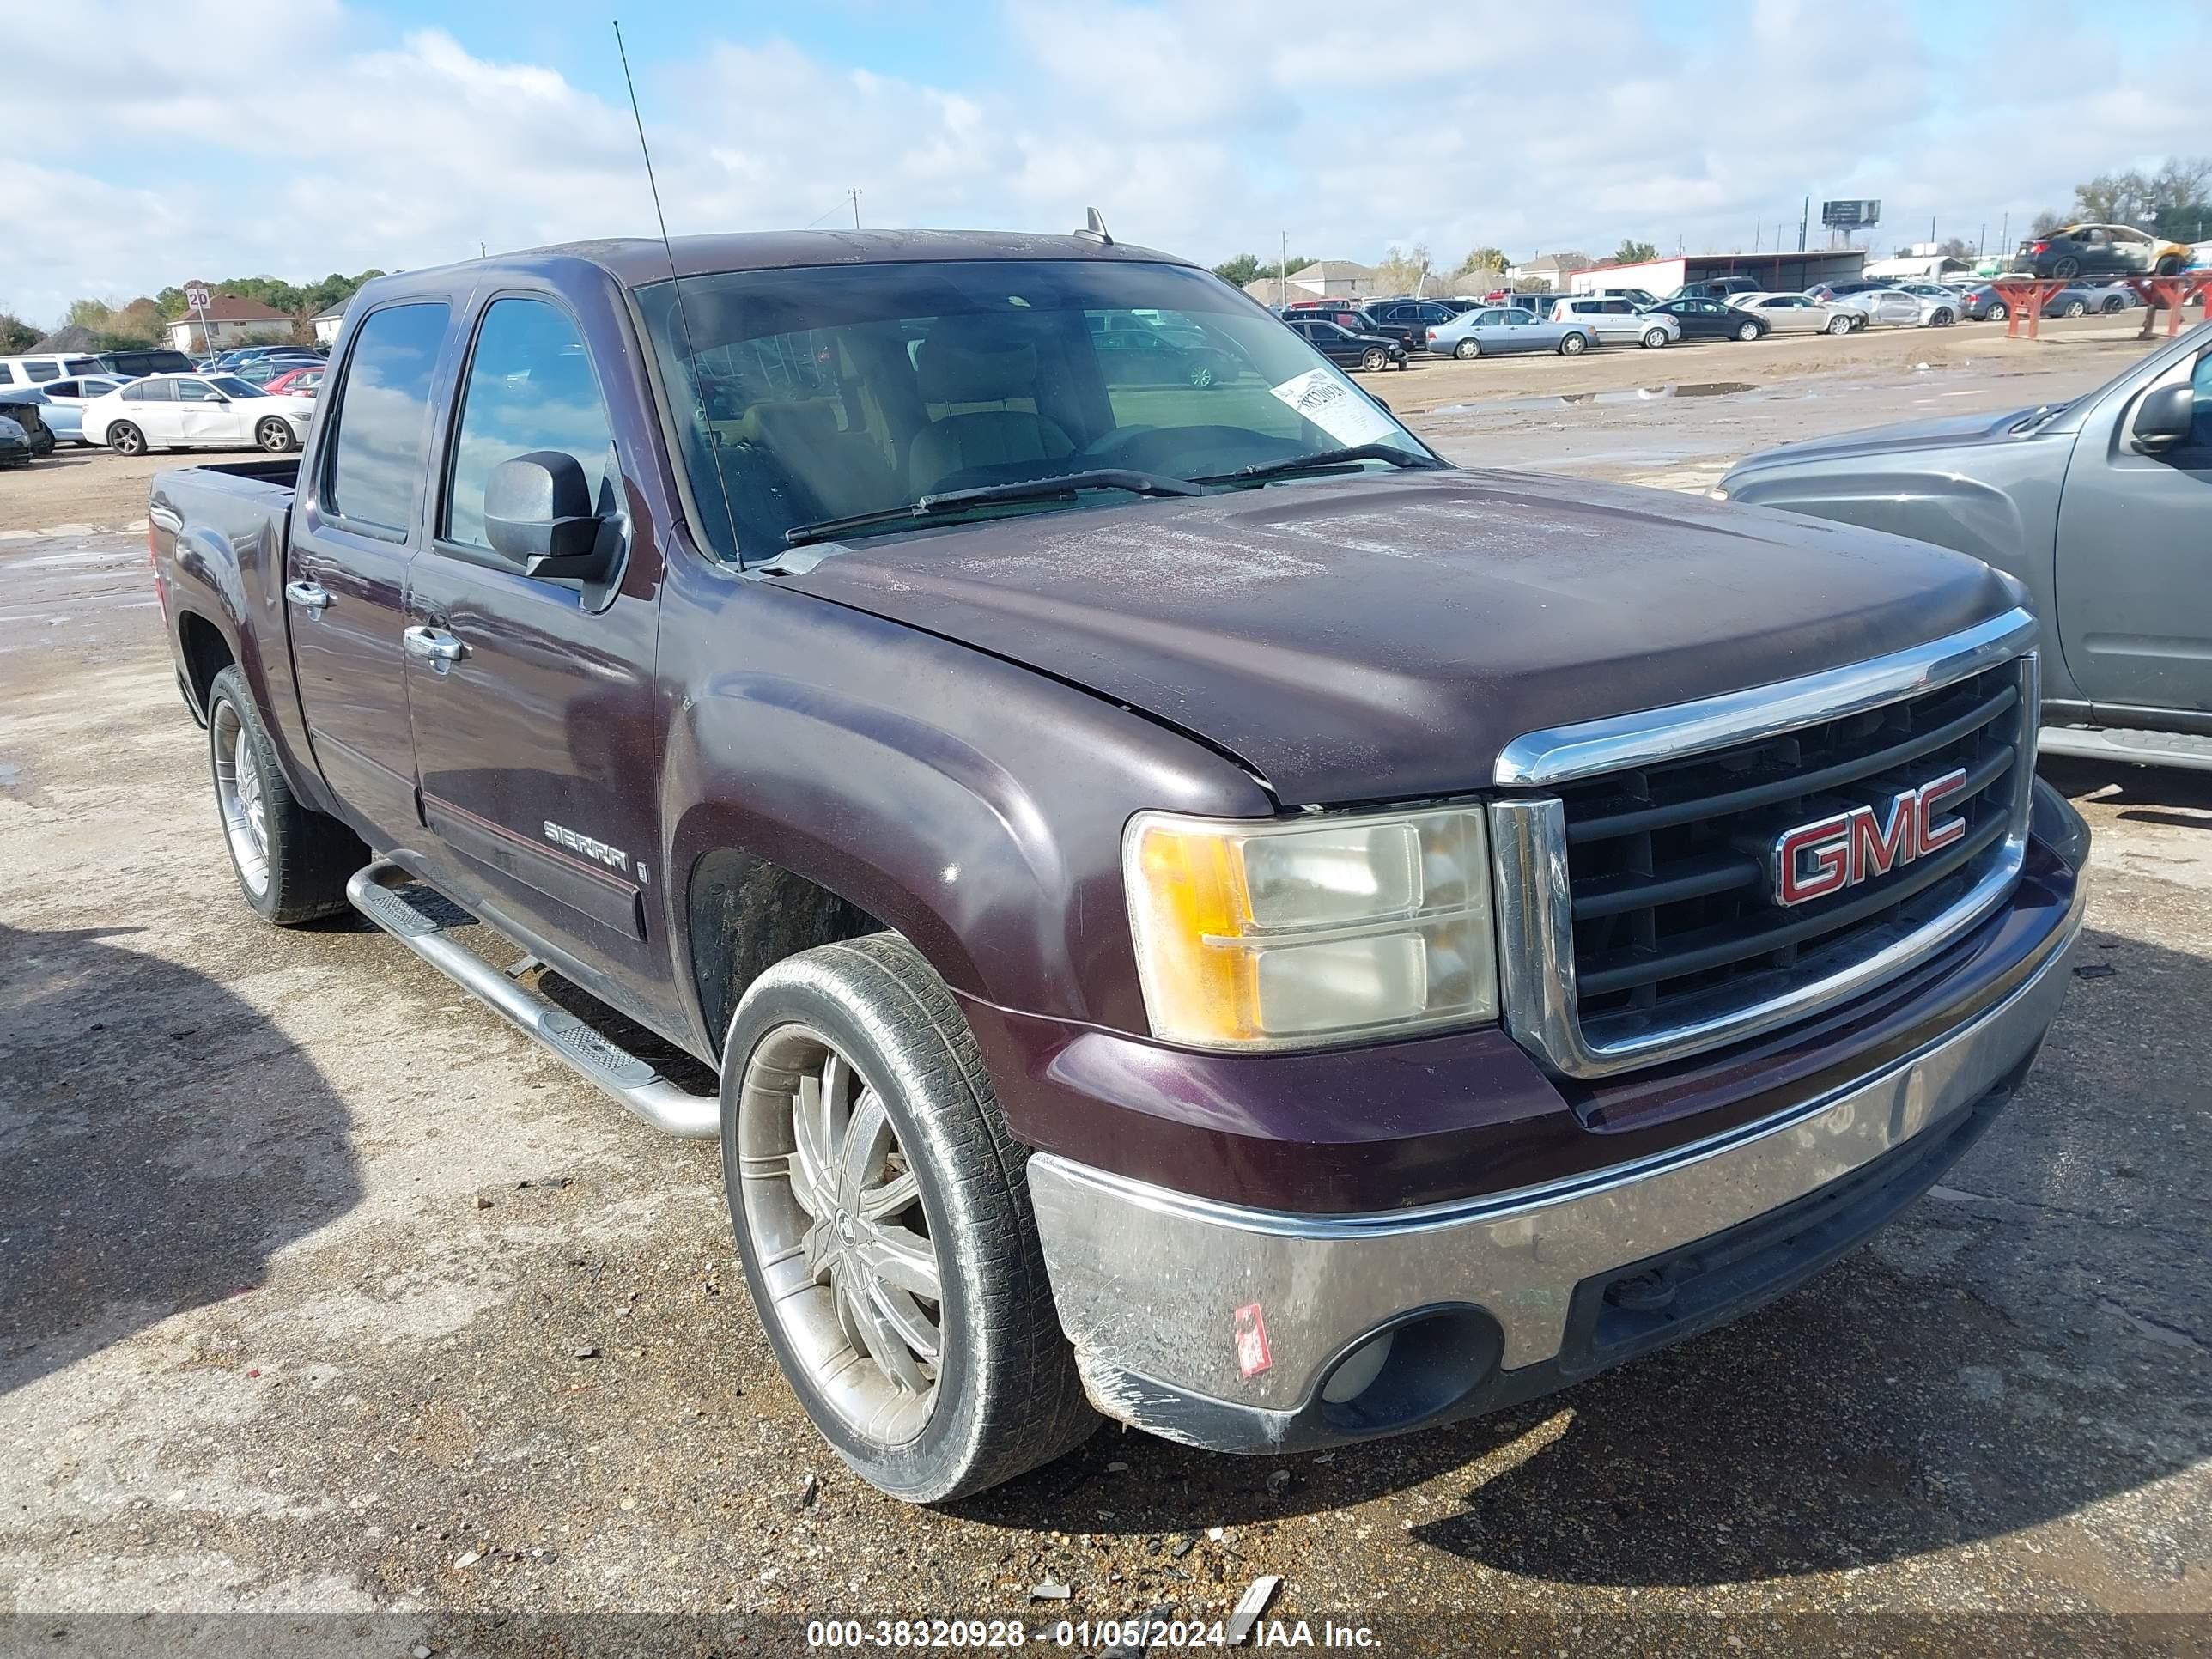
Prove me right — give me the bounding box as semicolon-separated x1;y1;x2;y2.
205;665;362;924
1455;338;1481;360
1559;331;1588;355
108;421;145;456
1641;328;1669;349
1826;314;1852;335
1987;301;2008;321
2103;295;2127;313
1735;320;1760;341
255;416;296;453
1360;347;1389;372
2156;256;2182;276
723;934;1097;1503
1930;308;1954;327
2060;300;2087;319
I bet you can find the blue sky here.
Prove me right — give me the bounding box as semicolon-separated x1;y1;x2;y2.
7;0;2204;326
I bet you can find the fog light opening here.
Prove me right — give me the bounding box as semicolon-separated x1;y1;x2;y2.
1320;1329;1395;1405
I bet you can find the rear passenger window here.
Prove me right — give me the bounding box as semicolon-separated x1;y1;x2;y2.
327;302;450;534
25;362;58;382
443;298;615;551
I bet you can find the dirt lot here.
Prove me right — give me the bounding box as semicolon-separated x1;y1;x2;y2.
2;322;2209;1657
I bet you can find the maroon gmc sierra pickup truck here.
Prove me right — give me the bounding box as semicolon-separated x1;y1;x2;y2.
149;226;2089;1503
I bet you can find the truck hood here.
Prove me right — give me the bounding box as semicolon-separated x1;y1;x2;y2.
1723;406;2041;476
779;470;2022;804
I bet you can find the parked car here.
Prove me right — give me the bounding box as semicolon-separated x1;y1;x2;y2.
79;372;315;455
0;351;106;389
1577;287;1661;308
146;226;2087;1504
1950;283;2011;322
1088;315;1243;388
0;412;32;467
1671;276;1764;301
235;353;332;387
2038;283;2138;319
1363;298;1473;350
1551;295;1680;347
1640;295;1769;342
1720;319;2212;769
1804;279;1887;304
28;375;124;442
1833;288;1957;327
1425;305;1595;357
1282;314;1408;370
2012;222;2189;278
0;391;58;455
1729;293;1860;334
95;348;197;379
261;365;328;398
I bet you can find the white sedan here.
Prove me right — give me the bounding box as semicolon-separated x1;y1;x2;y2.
80;373;315;457
1727;293;1861;335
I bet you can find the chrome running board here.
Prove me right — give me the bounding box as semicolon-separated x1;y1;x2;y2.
346;860;719;1139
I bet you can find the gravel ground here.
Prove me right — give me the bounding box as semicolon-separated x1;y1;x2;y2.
1;332;2208;1658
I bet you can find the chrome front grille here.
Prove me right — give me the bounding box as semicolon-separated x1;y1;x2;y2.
1489;611;2040;1079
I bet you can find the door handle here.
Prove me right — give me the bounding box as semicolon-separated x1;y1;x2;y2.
284;580;331;611
402;625;465;665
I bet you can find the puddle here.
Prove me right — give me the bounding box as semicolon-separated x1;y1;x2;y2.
0;762;19;787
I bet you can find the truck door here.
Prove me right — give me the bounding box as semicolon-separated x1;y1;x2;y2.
2054;343;2212;715
403;292;672;1019
286;301;453;839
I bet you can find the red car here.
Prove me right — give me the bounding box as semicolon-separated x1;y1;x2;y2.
262;366;325;398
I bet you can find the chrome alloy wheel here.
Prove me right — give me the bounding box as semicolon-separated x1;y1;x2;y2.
738;1024;943;1443
211;699;269;896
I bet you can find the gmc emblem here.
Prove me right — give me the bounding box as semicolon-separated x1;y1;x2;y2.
1771;767;1969;908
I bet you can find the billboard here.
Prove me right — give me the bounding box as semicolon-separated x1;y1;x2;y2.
1821;199;1882;229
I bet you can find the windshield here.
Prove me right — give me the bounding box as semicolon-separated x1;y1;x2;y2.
637;258;1431;562
210;375;266;398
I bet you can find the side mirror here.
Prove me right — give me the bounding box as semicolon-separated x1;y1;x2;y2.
485;451;615;579
2131;383;2196;453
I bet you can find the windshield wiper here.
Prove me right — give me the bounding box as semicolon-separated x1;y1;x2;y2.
1189;443;1448;485
2011;402;2071;433
782;469;1203;547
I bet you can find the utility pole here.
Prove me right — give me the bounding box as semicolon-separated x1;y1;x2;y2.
1754;216;1761;252
848;187;862;229
1799;195;1809;252
1978;222;1985;257
2001;211;2008;254
1929;213;1936;249
1279;230;1288;307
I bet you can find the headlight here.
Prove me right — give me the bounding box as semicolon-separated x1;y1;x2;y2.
1123;805;1496;1050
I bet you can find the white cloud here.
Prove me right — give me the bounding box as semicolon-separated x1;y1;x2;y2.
1;0;2201;328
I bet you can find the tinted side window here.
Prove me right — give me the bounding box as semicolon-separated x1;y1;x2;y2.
48;381;76;398
327;303;451;533
124;380;176;403
25;362;58;382
444;298;616;550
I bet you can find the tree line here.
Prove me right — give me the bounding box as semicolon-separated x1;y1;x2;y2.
0;270;386;354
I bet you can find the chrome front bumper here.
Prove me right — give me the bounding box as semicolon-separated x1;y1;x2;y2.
1027;873;2083;1450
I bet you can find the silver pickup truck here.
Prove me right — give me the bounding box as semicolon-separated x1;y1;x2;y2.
1719;322;2212;771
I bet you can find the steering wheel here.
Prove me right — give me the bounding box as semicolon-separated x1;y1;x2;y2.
1078;425;1158;463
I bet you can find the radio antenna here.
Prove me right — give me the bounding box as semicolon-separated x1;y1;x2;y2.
611;20;742;561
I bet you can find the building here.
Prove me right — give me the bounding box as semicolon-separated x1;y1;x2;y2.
1864;254;1973;282
309;301;349;345
1568;248;1869;298
1284;261;1380;299
1504;252;1591;289
163;293;295;354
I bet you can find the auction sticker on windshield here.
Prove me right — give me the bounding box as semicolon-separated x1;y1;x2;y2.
1268;368;1401;449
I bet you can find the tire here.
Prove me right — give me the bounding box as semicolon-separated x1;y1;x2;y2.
1931;308;1954;327
2060;300;2086;319
1559;331;1587;354
255;416;295;453
1359;348;1389;372
1826;314;1852;335
204;665;363;924
2053;257;2080;279
1455;338;1480;359
721;933;1097;1503
1641;328;1669;349
2156;256;2182;276
108;421;145;456
1988;302;2008;322
1186;358;1218;390
2103;295;2127;313
1735;320;1760;341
